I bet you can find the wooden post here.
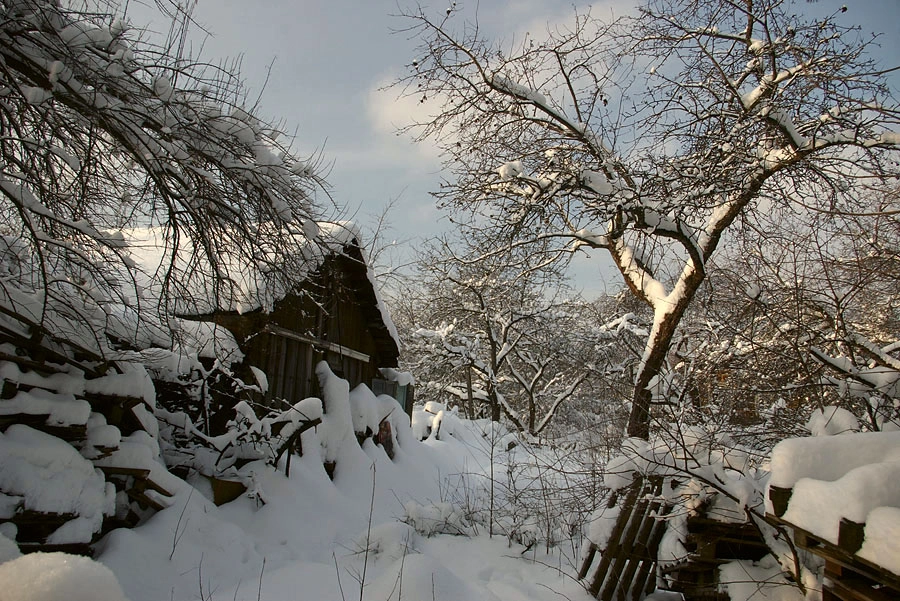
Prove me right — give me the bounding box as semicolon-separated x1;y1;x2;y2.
465;364;475;419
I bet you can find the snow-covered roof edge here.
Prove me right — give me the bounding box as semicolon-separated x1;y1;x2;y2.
319;222;400;351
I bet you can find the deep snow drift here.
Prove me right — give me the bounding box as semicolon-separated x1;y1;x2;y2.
1;375;595;601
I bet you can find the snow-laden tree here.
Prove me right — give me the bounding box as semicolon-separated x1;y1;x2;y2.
701;186;900;433
396;238;602;434
0;0;332;359
395;0;900;439
405;240;563;425
396;237;654;437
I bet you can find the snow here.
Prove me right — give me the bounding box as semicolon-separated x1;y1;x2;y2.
768;430;900;489
857;506;900;574
379;367;415;387
718;556;805;601
497;160;524;181
769;430;900;574
85;414;121;451
603;453;638;490
585;504;620;549
0;425;112;540
85;393;594;601
0;387;91;427
249;366;269;394
0;552;130;601
805;405;859;436
581;169;613;195
783;460;900;542
315;361;355;464
0;531;20;564
349;382;381;435
10;352;891;601
123;221;400;354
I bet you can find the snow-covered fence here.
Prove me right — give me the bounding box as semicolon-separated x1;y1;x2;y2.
580;474;670;600
156;361;413;487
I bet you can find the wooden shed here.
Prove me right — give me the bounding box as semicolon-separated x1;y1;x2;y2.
197;237;401;406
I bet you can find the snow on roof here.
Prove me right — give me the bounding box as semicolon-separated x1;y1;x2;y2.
124;220;399;349
124;225;315;316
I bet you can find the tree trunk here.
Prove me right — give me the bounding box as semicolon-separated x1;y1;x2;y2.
465;365;475;419
625;278;702;440
490;393;501;422
528;394;536;433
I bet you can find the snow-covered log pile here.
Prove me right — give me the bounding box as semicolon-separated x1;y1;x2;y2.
0;344;177;554
0;335;416;556
583;421;821;601
582;406;900;601
583;428;775;600
768;427;900;597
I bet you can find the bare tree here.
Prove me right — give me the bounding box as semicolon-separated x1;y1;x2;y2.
0;0;334;360
394;0;900;439
407;239;565;423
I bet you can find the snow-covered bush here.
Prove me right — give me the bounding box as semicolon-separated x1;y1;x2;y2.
412;411;604;557
154;362;411;486
402;501;473;537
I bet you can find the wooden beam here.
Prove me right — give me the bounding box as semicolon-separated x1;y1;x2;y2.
264;324;370;362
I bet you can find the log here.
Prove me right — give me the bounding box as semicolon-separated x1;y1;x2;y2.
838;518;865;555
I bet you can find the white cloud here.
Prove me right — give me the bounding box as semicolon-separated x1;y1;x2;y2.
365;76;446;165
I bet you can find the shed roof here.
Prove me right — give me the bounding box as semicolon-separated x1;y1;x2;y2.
124;221;399;359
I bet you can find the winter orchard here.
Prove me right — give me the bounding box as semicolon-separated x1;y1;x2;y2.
0;1;899;601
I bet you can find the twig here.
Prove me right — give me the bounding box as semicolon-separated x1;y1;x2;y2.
333;552;347;601
170;488;194;561
359;462;377;601
257;557;266;601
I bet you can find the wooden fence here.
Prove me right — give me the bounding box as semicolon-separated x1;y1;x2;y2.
579;474;670;600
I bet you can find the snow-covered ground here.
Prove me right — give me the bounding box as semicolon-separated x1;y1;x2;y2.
1;401;595;601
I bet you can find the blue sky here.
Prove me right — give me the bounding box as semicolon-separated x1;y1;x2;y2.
127;0;900;296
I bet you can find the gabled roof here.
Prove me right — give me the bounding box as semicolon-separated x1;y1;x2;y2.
124;221;399;359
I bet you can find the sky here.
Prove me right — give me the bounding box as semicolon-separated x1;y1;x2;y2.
125;0;900;298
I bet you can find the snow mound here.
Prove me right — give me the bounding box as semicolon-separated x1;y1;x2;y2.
719;556;804;601
0;425;112;543
858;506;900;575
356;521;419;562
768;430;900;489
0;552;130;601
805;405;859;436
366;552;503;601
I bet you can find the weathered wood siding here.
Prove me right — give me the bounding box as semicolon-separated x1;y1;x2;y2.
208;248;398;407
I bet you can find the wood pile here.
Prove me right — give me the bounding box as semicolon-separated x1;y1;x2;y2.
768;488;900;601
660;516;768;601
579;474;670;601
0;330;173;556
